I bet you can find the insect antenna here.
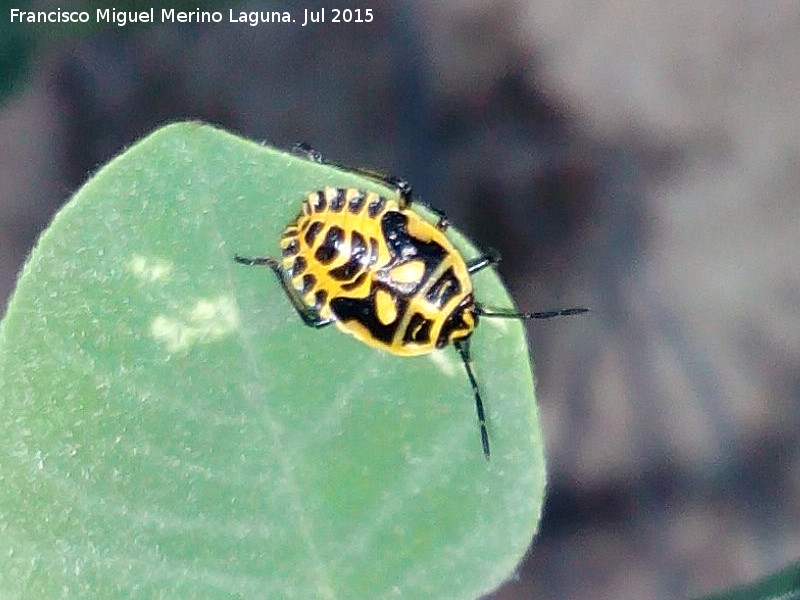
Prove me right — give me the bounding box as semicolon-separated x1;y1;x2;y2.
476;306;589;320
453;338;491;460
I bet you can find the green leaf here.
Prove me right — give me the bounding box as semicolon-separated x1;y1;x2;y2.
0;122;545;599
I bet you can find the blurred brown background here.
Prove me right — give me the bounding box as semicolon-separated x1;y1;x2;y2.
2;2;799;599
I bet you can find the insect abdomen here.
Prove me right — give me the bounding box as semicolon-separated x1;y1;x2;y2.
278;187;396;318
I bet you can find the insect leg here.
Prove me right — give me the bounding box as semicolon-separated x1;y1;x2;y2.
293;142;404;191
298;145;414;205
466;249;501;274
454;337;491;460
467;249;588;317
289;143;451;228
292;142;323;163
234;254;335;328
425;204;450;230
382;178;452;229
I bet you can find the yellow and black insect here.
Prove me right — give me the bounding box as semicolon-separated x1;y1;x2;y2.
235;144;587;459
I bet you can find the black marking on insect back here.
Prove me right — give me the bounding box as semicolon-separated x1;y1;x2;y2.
425;267;462;309
301;273;316;295
328;188;346;212
311;191;326;212
381;211;448;273
328;230;367;282
304;220;324;246
282;238;300;257
315;226;343;265
367;195;386;218
348;190;366;214
289;255;307;278
341;272;368;292
331;282;409;345
329;260;362;282
314;289;328;311
402;312;433;345
436;295;475;348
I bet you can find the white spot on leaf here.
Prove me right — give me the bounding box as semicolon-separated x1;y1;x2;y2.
128;254;173;283
428;349;458;378
151;295;240;353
